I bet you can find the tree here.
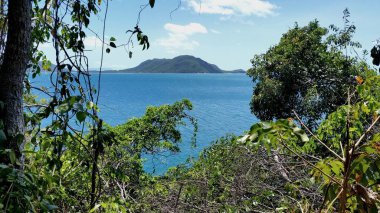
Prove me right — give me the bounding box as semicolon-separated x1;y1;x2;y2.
247;20;375;129
139;65;380;213
371;44;380;67
0;0;32;164
0;0;156;211
25;100;196;211
0;0;153;164
242;75;380;211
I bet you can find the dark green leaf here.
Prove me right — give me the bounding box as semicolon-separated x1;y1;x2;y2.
67;64;73;71
76;111;87;123
0;130;6;142
58;64;66;70
47;205;59;210
9;150;16;164
149;0;155;8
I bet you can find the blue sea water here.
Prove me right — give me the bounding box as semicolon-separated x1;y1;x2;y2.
33;73;258;174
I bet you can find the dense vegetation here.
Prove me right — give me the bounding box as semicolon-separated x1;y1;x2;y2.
247;15;374;129
0;0;379;212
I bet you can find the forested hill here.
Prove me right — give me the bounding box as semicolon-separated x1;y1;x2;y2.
108;55;245;73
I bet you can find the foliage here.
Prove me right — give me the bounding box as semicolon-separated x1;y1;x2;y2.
0;100;195;212
0;0;157;211
139;135;320;212
371;43;380;67
108;99;197;155
99;99;197;204
241;75;380;211
247;19;377;129
0;2;379;212
66;71;378;212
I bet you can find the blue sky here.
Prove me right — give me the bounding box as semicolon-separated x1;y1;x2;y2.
42;0;380;71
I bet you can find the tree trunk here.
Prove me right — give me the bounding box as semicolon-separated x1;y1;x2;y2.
0;0;32;164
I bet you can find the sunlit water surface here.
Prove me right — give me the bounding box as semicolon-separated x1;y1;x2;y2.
33;73;257;174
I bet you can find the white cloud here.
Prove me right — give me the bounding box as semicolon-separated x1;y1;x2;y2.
83;36;102;49
187;0;276;17
157;23;208;52
210;29;221;34
219;15;255;26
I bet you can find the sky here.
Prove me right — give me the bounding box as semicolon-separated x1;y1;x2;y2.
41;0;380;71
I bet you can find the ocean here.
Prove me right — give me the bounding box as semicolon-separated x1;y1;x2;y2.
33;73;258;174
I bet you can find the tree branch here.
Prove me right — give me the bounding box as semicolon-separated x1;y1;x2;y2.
293;110;345;161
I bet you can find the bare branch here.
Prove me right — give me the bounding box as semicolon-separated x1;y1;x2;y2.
278;135;342;186
293;110;345;161
349;114;380;155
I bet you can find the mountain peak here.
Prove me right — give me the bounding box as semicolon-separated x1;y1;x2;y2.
173;55;197;60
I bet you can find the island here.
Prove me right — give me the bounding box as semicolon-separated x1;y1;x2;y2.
103;55;246;73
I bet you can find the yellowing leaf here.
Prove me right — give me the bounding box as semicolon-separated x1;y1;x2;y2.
373;142;380;152
355;75;364;85
373;113;378;123
355;173;362;182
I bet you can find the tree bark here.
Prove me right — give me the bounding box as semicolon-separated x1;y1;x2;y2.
0;0;32;164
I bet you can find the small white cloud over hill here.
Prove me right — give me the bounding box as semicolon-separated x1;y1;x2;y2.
157;23;208;53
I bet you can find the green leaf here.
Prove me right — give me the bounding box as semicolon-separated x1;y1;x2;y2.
110;42;116;48
42;60;52;71
90;204;101;213
298;132;309;142
9;150;16;164
67;64;73;71
261;122;272;130
275;207;288;211
14;134;24;145
290;125;309;142
47;205;58;210
149;0;155;8
86;101;94;110
76;111;87;123
58;64;66;70
110;37;116;42
0;130;6;142
248;132;258;141
329;160;343;175
57;103;70;113
0;164;8;169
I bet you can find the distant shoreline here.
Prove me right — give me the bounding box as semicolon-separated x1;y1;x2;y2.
90;71;246;74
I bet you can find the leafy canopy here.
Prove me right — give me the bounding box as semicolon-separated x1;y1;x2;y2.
247;20;376;128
